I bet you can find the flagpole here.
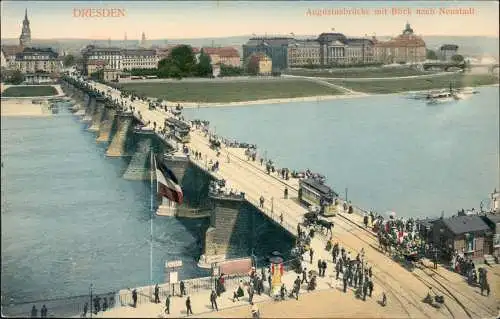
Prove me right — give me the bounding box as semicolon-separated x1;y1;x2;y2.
150;149;154;300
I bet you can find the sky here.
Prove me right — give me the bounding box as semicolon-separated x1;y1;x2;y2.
1;1;499;40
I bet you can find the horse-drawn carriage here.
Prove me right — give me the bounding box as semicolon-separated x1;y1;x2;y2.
403;251;420;271
209;138;221;150
302;208;334;236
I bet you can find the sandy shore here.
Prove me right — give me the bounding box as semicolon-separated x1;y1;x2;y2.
177;93;367;109
169;83;498;109
0;99;51;117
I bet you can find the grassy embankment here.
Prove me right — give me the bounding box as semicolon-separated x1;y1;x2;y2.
286;67;436;78
2;85;58;97
119;79;343;103
326;73;499;94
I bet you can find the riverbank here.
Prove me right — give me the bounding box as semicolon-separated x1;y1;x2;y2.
327;73;499;94
1;85;61;97
117;74;498;108
0;99;51;117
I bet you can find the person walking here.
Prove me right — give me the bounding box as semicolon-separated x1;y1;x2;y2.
284;187;288;199
154;284;160;303
210;290;218;311
165;295;170;314
132;289;137;308
309;248;314;264
317;259;322;276
180;281;186;297
185;296;193;316
41;305;48;318
259;196;265;208
343;275;348;293
82;302;88;318
30;305;37;318
322;260;327;277
301;267;308;284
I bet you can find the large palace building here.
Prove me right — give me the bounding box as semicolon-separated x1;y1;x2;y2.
373;23;427;64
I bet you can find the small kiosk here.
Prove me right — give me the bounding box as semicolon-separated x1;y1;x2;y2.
269;253;284;298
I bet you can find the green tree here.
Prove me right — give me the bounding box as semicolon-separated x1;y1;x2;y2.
451;54;464;63
196;51;213;77
63;54;76;67
220;64;244;76
9;70;25;85
169;45;196;75
426;49;438;60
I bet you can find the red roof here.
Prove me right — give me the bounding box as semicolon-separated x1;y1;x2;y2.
88;60;107;66
218;258;252;276
202;47;240;58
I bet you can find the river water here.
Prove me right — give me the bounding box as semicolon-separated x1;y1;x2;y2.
1;104;292;315
1;107;210;307
1;87;498;314
183;86;499;217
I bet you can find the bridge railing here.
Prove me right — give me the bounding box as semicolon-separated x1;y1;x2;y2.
1;291;117;318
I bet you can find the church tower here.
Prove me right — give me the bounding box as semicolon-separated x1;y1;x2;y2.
140;32;147;47
19;8;32;47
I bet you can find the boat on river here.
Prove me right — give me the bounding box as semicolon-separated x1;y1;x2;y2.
427;91;456;105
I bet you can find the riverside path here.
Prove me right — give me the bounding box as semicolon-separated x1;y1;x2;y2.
81;78;498;319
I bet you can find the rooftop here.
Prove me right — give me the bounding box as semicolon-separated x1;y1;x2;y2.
440;44;459;50
441;215;490;235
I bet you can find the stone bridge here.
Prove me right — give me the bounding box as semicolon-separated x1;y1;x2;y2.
61;77;296;265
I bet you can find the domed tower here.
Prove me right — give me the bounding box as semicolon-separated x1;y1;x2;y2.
19;8;32;47
402;22;414;35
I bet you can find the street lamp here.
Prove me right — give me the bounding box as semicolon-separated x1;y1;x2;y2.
89;283;93;319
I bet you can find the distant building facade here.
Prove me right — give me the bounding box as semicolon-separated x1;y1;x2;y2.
201;47;241;67
81;45;161;74
122;49;158;70
243;37;292;71
317;33;348;66
439;44;459;61
344;38;375;64
14;47;61;74
373;23;426;64
81;45;122;74
247;53;272;75
287;39;321;67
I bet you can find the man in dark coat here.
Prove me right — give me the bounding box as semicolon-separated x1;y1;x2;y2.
131;290;137;308
343;275;348;293
41;305;48;318
310;248;314;264
31;305;37;318
301;268;308;284
186;296;193;316
317;259;322;276
210;290;218;311
322;260;327;277
154;284;160;303
165;295;170;314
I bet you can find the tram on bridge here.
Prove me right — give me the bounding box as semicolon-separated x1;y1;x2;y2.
165;117;191;143
298;178;338;216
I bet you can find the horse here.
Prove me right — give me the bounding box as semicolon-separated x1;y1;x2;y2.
316;219;334;236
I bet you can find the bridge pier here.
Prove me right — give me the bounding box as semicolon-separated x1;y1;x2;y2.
96;107;117;143
106;113;133;157
81;94;95;123
88;97;105;132
199;193;250;265
122;135;153;180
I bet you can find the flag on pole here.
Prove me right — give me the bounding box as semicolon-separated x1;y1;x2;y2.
155;154;183;204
